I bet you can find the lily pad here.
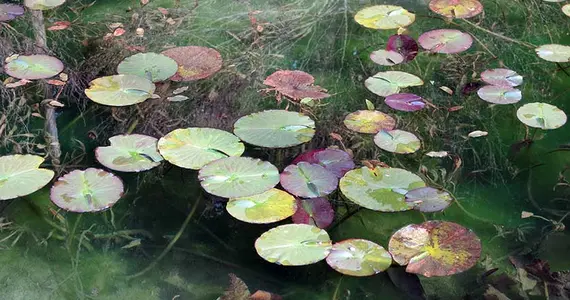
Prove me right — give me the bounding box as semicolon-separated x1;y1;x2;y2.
326;239;392;277
263;70;330;101
354;5;416;30
95;134;163;172
386;34;419;62
161;46;223;81
405;187;453;212
516;102;567;130
158;128;245;170
85;75;155;106
365;71;424;97
428;0;483;19
344;110;396;134
291;197;334;229
480;68;523;87
535;44;570;63
233;110;315;148
339;166;426;212
226;188;297;224
563;4;570;17
0;155;54;200
292;148;355;178
198;157;280;198
388;221;482;277
24;0;65;10
418;29;473;54
117;52;179;82
384;93;426;112
280;162;338;198
374;130;421;154
4;55;64;80
255;224;332;266
0;4;24;21
477;85;522;104
50;168;124;212
370;50;404;66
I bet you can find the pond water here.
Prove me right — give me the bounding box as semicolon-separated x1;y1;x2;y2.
1;0;570;299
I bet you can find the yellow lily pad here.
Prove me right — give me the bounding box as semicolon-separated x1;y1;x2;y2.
354;5;416;30
535;44;570;63
226;188;297;224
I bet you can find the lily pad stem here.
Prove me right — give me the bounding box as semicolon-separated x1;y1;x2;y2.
332;275;343;300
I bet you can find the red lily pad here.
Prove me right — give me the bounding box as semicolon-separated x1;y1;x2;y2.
280;162;338;198
384;93;426;112
291;197;334;229
292;148;355;178
405;187;453;212
388;221;482;277
477;85;522;104
161;46;222;81
0;4;24;22
263;70;330;101
386;34;419;62
429;0;483;19
418;29;473;54
480;68;523;87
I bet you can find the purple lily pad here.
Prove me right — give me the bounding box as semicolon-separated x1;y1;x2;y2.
384;93;426;112
291;197;334;229
418;29;473;54
405;187;453;212
280;162;338;198
480;68;523;87
0;4;24;22
386;34;419;62
462;82;483;95
292;148;355;178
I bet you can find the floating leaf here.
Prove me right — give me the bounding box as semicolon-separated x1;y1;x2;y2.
468;130;488;138
428;0;483;19
161;46;223;81
263;70;330;101
233;110;315;148
374;130;421;154
365;99;375;110
47;21;71;31
0;155;54;200
113;28;126;37
354;5;416;30
292;148;355;178
339;166;425;212
425;151;448;157
439;86;453;95
167;95;189;102
85;75;155;106
535;44;570;63
516;102;567;130
50;168;124;212
418;29;473;54
370;50;404;66
4;55;64;80
477;85;522;104
117;52;179;82
0;4;24;21
226;188;297;224
291;197;334;229
173;86;189;94
255;224;332;266
384;93;426;112
386;34;419;62
344;110;396;134
24;0;65;10
198;157;279;198
388;221;482;277
405;187;453;212
158;128;244;170
95;134;163;172
365;71;423;97
280;162;338;198
521;211;534;218
326;239;392;277
563;4;570;17
480;68;523;87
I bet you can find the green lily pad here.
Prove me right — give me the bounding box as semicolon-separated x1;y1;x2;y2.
405;187;453;212
158;128;245;170
0;155;54;200
280;162;338;198
354;5;416;30
326;239;393;276
339;166;426;212
50;168;124;212
24;0;65;10
117;52;179;82
4;55;64;80
95;134;163;172
344;110;396;134
255;224;332;266
365;71;424;97
85;75;155;106
374;129;421;154
535;44;570;63
516;102;567;130
233;110;315;148
226;188;297;224
198;157;280;198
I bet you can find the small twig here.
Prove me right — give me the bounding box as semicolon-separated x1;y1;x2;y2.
458;19;537;49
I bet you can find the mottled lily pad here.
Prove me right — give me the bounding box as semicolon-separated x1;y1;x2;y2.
0;4;24;21
516;102;567;130
4;55;64;80
263;70;330;100
384;93;426;112
365;71;424;97
386;34;419;62
158;128;244;170
354;5;416;30
198;157;280;198
339;166;426;212
0;155;54;200
280;162;338;198
418;29;473;54
233;110;315;148
370;50;404;66
388;221;482;277
95;134;163;172
344;110;396;134
50;168;124;212
326;239;392;276
24;0;65;10
85;75;155;106
255;224;332;266
477;85;522;104
374;130;421;154
481;68;523;87
428;0;483;19
117;52;179;82
535;44;570;63
405;187;453;212
291;197;334;229
161;46;222;81
292;148;355;178
226;188;297;224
